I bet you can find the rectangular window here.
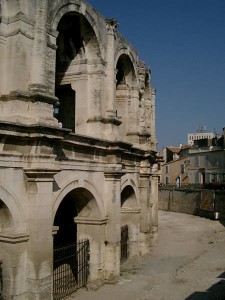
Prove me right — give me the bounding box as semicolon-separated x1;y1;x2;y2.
194;156;199;167
181;164;185;173
166;176;170;184
166;166;169;174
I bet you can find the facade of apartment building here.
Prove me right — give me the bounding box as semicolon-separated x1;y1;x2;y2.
0;1;158;299
160;129;225;188
161;156;189;187
188;134;225;185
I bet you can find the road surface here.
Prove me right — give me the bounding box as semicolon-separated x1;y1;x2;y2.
69;210;225;300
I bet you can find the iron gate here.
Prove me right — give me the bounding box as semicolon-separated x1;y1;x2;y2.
120;225;129;263
53;240;90;300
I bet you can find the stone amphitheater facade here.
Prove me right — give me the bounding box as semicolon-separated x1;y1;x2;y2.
0;1;158;299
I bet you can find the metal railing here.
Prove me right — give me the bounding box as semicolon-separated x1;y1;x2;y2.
53;240;90;300
120;225;129;263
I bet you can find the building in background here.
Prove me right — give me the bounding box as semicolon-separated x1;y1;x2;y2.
159;128;225;188
188;130;225;186
187;126;221;146
159;145;190;187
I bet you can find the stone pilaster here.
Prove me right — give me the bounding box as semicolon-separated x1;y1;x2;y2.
25;168;58;300
0;232;29;300
121;208;140;257
75;217;107;289
104;19;121;139
105;18;118;119
126;85;140;144
150;88;157;150
150;164;159;232
138;160;151;255
104;168;123;283
30;0;48;93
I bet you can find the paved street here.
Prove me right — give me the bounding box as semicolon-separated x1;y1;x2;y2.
69;210;225;300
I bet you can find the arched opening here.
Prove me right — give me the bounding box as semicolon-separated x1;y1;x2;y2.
121;185;137;208
54;187;99;246
55;12;102;134
54;193;77;247
53;187;100;298
121;185;139;260
0;200;13;232
116;54;137;140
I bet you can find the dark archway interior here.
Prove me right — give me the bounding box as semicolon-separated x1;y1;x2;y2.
116;54;135;87
54;193;77;247
56;13;84;76
55;84;76;132
121;185;136;207
54;188;97;247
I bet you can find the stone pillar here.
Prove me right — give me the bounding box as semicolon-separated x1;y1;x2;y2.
0;233;29;300
126;85;140;144
75;217;107;289
104;19;121;139
121;208;140;258
30;0;48;93
105;19;118;119
138;161;151;255
25;169;58;300
150;88;157;151
104;170;123;283
0;17;7;95
150;164;159;233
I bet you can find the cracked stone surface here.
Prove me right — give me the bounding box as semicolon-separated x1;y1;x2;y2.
69;210;225;300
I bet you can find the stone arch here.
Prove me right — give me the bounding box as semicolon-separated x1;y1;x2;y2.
121;177;139;207
50;1;104;134
49;1;103;58
0;184;25;231
120;179;140;258
116;53;137;87
115;50;139;140
53;179;104;222
53;178;106;286
115;48;138;82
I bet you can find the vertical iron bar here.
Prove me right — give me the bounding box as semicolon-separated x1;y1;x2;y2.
53;240;89;300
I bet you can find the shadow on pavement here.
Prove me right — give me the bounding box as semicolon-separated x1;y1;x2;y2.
185;272;225;300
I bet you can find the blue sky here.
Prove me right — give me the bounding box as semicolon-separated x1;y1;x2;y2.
87;0;225;149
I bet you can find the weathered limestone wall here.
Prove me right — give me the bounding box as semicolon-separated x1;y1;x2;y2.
159;188;201;215
0;0;158;298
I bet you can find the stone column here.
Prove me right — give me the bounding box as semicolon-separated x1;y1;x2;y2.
150;164;159;232
25;169;58;300
104;169;123;283
126;85;140;144
138;161;151;255
105;19;118;119
75;217;107;289
0;15;7;95
121;208;140;257
150;88;157;150
30;0;48;93
103;19;121;139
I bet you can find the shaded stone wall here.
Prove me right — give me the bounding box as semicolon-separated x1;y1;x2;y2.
159;188;225;218
159;188;201;215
